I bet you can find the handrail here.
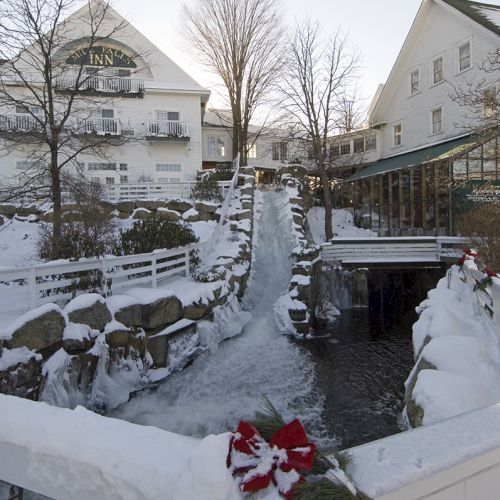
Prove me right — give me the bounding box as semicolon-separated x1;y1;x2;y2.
0;245;195;313
197;154;240;265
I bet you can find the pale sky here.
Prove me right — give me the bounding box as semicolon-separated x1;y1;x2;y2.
111;0;499;109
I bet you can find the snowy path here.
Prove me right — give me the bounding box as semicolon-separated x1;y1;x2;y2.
111;191;331;445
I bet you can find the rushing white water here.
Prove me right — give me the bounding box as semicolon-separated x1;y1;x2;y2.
111;191;331;445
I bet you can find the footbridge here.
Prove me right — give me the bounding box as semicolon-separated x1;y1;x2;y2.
321;236;467;269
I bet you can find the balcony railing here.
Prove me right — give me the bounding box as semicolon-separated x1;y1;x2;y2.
0;115;42;133
55;75;144;95
81;118;122;136
147;120;190;141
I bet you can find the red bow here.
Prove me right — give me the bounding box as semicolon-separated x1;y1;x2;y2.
464;247;479;257
484;268;498;278
457;254;467;266
227;420;316;499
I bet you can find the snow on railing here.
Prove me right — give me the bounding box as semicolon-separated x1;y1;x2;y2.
103;181;232;202
459;261;500;335
0;245;195;314
55;75;144;94
147;120;190;138
197;154;240;266
321;236;467;264
0;114;42;133
81;118;121;136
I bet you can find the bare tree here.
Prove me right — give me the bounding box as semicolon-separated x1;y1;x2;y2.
0;0;145;258
279;20;360;240
334;86;366;134
183;0;285;165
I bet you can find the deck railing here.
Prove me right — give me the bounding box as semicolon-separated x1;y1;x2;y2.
0;115;42;133
0;245;194;314
81;118;121;136
147;120;189;138
55;75;144;94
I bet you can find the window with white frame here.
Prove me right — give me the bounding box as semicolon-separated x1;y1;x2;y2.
156;110;180;122
365;135;377;151
15;105;42;116
393;124;402;146
105;177;115;185
330;143;340;158
247;143;257;158
272;142;288;161
340;141;351;156
120;175;128;184
16;160;37;170
87;162;117;171
353;138;364;154
207;135;225;157
432;56;443;85
458;41;471;72
119;163;128;171
410;68;420;95
156;163;182;172
431;108;443;135
100;109;114;119
158;177;181;183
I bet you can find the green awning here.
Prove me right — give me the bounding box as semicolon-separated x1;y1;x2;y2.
344;135;478;182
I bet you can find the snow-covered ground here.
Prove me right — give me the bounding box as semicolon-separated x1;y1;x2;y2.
406;261;500;426
111;191;332;447
307;207;376;244
0;220;41;268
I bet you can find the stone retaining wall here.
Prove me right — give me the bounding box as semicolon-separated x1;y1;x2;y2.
0;169;256;411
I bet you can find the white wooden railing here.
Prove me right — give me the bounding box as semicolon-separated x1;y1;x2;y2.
0;245;194;313
321;237;468;264
147;120;189;138
103;181;232;202
81;118;121;136
198;154;241;265
55;75;144;94
0;115;42;133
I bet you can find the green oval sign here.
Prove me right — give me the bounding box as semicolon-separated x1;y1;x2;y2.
66;46;137;68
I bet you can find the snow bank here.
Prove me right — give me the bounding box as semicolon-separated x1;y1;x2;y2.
65;293;105;313
0;394;242;500
406;264;500;426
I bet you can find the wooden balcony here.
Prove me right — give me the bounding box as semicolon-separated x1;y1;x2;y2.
54;75;144;98
146;120;190;142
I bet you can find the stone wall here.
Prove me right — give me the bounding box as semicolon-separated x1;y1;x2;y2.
0;169;256;411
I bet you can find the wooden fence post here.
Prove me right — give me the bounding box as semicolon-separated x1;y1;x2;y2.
185;249;191;278
152;255;157;289
28;267;37;310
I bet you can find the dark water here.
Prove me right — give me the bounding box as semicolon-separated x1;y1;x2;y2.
305;308;416;449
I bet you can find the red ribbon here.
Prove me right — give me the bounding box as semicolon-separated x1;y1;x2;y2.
464;247;479;257
485;268;498;278
227;420;316;499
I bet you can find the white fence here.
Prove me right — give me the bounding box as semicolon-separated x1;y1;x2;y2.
0;246;194;314
321;237;468;264
103;180;232;202
55;75;144;94
147;120;189;138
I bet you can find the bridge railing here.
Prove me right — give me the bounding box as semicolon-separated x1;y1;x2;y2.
321;237;467;264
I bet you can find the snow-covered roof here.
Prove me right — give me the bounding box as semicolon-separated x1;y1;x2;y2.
441;0;500;36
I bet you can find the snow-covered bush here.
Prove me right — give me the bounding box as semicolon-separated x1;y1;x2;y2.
116;216;198;255
191;171;224;202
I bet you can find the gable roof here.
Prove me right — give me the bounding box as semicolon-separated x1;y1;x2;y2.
441;0;500;36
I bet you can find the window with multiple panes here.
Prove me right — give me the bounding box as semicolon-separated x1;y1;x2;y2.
353;138;365;153
330;144;340;158
87;162;117;171
156;163;182;172
16;160;37;170
432;57;443;85
340;141;351;156
100;109;114;119
156;111;180;122
247;143;257;158
119;163;128;171
394;124;402;146
105;177;115;185
207;135;225;157
15;105;42;116
120;175;129;184
158;177;181;183
272;142;288;161
483;87;498;119
458;41;471;72
365;136;377;151
410;69;420;95
431;108;442;135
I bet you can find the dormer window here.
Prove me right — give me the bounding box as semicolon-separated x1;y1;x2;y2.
410;68;420;95
458;41;471;72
